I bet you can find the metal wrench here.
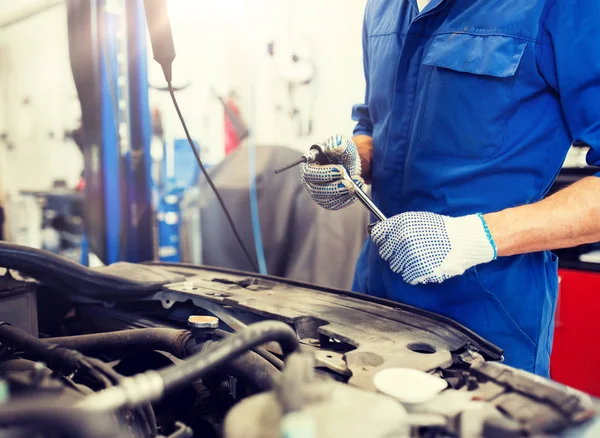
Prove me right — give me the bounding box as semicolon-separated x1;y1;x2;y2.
274;144;387;223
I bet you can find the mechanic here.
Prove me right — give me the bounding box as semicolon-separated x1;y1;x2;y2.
299;0;600;377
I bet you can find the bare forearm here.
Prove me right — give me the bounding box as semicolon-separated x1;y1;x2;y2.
484;176;600;257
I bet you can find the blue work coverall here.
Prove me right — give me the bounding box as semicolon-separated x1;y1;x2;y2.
351;0;600;376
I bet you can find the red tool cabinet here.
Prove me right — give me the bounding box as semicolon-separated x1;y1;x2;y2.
551;268;600;397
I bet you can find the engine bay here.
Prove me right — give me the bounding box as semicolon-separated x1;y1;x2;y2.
0;243;597;437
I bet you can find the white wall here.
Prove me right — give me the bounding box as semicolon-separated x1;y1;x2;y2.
0;0;368;192
249;0;368;150
0;3;82;195
153;0;368;157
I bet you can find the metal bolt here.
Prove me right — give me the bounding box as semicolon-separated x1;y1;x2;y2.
187;315;219;330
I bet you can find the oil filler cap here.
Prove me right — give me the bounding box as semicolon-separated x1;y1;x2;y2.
187;315;219;330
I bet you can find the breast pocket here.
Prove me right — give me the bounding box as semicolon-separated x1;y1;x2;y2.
418;34;527;159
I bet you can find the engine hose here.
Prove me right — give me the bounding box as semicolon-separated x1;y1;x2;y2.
79;321;300;411
159;321;298;392
212;328;284;371
49;327;285;372
47;328;192;359
51;329;280;391
196;340;279;391
0;322;88;373
0;325;156;436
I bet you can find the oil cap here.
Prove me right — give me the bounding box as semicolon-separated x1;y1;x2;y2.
188;315;219;329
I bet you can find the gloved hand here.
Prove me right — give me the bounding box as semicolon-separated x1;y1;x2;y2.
300;134;365;210
371;212;497;285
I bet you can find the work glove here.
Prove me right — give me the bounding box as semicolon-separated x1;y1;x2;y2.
371;212;497;285
300;134;365;210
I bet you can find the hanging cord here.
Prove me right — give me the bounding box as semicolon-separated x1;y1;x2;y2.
167;83;259;272
247;108;268;274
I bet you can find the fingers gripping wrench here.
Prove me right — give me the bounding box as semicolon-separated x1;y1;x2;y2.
275;144;387;225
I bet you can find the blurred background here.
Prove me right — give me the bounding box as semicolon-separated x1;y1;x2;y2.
0;0;370;289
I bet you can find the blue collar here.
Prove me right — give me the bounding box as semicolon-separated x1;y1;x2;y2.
409;0;447;16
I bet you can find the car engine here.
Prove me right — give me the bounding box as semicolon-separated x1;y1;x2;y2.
0;242;597;438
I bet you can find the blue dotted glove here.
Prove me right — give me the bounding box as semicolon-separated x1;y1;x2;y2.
371;212;497;285
300;134;364;211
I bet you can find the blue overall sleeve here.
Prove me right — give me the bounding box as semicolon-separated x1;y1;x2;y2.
351;7;373;137
538;0;600;176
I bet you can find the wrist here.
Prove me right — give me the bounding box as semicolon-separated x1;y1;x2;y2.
353;135;373;183
476;213;498;260
482;211;510;257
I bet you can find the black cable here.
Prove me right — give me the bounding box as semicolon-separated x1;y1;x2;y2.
143;0;258;271
0;322;86;372
167;82;259;272
213;328;284;371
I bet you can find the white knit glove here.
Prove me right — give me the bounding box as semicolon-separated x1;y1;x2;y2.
300;134;365;211
371;212;497;285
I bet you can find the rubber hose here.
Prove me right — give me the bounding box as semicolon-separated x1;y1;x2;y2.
160;321;299;393
77;322;299;412
49;328;285;372
212;328;284;371
194;340;279;391
52;329;280;391
0;326;154;436
47;328;192;359
0;322;87;372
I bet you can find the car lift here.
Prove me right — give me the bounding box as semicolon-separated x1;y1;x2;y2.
67;0;154;264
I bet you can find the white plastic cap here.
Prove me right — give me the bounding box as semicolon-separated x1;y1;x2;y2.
373;368;448;405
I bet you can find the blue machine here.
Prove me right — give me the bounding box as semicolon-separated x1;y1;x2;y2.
155;139;201;262
101;0;154;264
69;0;154;265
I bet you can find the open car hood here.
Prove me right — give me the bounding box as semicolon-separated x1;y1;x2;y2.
142;262;503;389
0;242;597;437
